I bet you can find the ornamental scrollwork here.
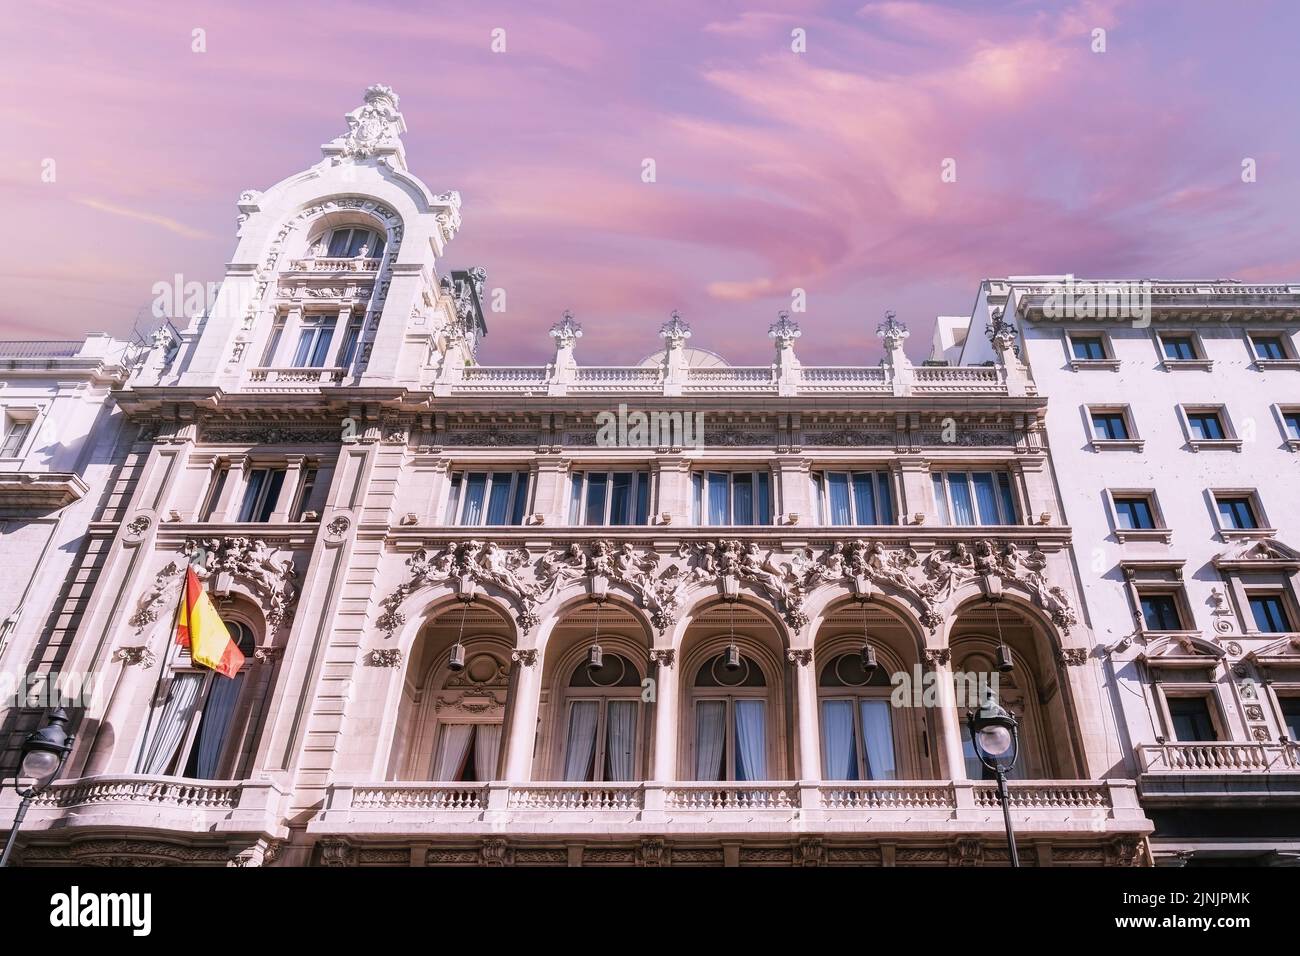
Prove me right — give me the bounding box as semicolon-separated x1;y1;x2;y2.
377;540;538;635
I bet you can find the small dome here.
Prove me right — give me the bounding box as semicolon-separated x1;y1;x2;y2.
637;346;730;368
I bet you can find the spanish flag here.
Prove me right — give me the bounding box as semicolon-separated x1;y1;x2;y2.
176;566;244;678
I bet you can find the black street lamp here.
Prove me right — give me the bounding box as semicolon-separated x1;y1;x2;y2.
967;699;1020;867
1;707;75;867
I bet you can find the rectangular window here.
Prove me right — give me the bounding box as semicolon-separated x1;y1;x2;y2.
1252;335;1287;360
449;471;530;526
1139;593;1184;631
931;471;1017;526
199;465;230;522
1186;411;1226;441
291;315;337;368
1091;411;1130;441
1280;698;1300;741
694;471;771;526
1283;411;1300;441
1071;336;1106;360
262;316;286;366
338;318;364;369
238;468;287;522
1114;496;1155;530
1162;336;1197;360
1168;696;1218;742
568;471;650;525
1249;595;1291;633
1216;495;1259;530
814;471;894;526
292;467;318;520
0;419;31;458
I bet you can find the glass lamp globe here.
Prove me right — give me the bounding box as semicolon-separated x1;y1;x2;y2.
20;749;61;787
977;724;1014;759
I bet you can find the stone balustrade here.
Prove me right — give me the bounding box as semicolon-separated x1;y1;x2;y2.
1136;741;1300;773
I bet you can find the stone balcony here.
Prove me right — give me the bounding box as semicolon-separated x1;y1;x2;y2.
0;773;291;842
285;256;382;274
246;366;347;390
1136;742;1300;807
309;779;1149;840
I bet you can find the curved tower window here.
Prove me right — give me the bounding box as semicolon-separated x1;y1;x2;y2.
309;226;386;259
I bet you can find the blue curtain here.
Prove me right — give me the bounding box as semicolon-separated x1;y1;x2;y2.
706;473;729;525
485;473;512;524
192;672;246;779
634;473;650;524
860;700;896;780
734;700;767;781
732;473;753;525
997;473;1017;525
461;473;487;525
820;700;857;779
851;473;877;524
971;473;1000;525
609;472;632;524
876;474;894;524
756;472;771;524
569;474;583;524
509;474;529;525
827;472;851;525
308;325;334;367
949;474;976;525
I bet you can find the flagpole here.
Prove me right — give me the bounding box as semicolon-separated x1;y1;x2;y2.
132;563;190;773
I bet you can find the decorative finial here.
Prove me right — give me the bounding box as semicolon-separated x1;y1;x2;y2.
768;310;802;348
659;310;692;348
325;84;408;167
876;310;909;350
985;307;1018;355
549;310;583;348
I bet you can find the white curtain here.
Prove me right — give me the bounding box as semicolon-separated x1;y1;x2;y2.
192;672;246;779
734;700;767;781
605;701;637;781
820;700;857;780
432;724;474;781
140;673;203;775
562;701;599;781
473;724;502;781
860;700;896;780
694;700;726;780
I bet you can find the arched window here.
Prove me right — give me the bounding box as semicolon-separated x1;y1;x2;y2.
308;225;386;259
690;652;769;781
818;653;897;780
560;654;643;781
139;620;259;779
954;648;1035;780
427;650;508;782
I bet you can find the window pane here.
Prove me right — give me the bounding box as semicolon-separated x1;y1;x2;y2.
604;700;638;781
562;701;599;781
1140;595;1181;631
200;469;229;522
733;700;767;781
444;474;463;524
291;330;315;367
1115;498;1153;530
876;473;894;525
812;474;825;524
569;473;583;524
851;473;877;525
694;700;727;780
1163;337;1195;360
932;473;950;524
509;474;530;525
1188;413;1223;440
634;472;650;524
256;469;286;522
692;472;703;525
238;470;267;522
1280;698;1300;740
584;473;608;525
860;700;896;780
340;324;362;368
326;229;351;257
1169;697;1217;742
820;700;858;780
609;472;633;524
1072;337;1104;360
971;473;1000;525
485;473;513;524
346;229;372;257
948;474;976;525
732;472;754;525
1254;337;1285;360
185;669;247;779
756;472;771;524
706;473;729;525
1217;497;1256;529
1285;414;1300;441
1249;596;1290;633
309;325;335;367
826;472;851;526
996;473;1016;525
461;473;487;525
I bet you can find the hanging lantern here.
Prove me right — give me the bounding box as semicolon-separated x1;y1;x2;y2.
448;642;466;672
587;600;604;671
996;643;1014;673
724;642;742;671
860;642;878;675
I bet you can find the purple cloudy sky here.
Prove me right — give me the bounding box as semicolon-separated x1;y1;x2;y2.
5;0;1300;363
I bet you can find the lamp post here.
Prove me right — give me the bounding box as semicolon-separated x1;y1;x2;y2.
1;707;75;867
967;699;1020;868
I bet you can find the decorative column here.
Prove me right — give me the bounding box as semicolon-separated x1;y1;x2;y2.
650;649;679;779
926;648;967;780
502;649;542;780
769;311;802;396
547;310;581;396
215;454;250;521
659;311;691;397
878;311;913;396
651;456;690;526
788;649;820;780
